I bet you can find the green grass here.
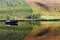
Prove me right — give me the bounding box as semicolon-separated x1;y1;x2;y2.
0;0;33;20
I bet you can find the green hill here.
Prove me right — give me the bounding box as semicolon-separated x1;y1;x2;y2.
0;0;32;20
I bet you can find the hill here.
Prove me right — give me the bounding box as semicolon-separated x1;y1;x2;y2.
0;0;32;20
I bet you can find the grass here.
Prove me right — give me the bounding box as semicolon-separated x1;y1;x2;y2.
0;8;32;20
0;0;32;20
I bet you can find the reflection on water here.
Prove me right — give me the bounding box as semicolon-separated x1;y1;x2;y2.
24;21;60;40
15;21;60;35
0;21;60;35
32;21;60;31
0;21;60;30
0;21;60;40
